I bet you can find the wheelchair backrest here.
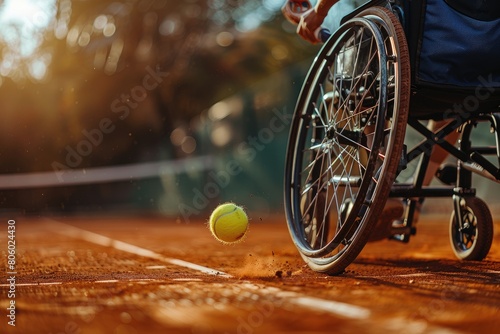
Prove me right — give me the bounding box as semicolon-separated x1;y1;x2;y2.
407;0;500;91
340;0;500;116
398;0;500;117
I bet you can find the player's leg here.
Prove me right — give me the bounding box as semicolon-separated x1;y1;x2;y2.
423;120;461;185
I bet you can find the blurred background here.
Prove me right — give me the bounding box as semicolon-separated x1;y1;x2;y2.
0;0;324;218
1;0;499;219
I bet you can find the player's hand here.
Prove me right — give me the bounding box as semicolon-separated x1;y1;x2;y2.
297;9;326;44
281;0;312;25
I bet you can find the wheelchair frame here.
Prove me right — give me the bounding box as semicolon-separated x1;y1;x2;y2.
284;0;497;274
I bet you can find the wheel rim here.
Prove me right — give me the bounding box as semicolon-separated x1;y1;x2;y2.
450;201;478;257
285;18;388;259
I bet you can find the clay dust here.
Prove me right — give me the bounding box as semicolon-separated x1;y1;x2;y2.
234;253;299;279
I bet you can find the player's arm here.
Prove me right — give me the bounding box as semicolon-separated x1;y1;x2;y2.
297;0;339;44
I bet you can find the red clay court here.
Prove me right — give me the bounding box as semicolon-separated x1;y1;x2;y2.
1;213;499;333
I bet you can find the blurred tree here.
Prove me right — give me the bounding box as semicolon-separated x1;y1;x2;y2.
0;0;317;172
0;0;321;211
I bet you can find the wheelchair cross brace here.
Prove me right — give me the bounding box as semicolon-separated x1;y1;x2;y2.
388;112;500;242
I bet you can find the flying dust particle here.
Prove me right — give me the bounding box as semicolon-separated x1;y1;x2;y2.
235;254;294;279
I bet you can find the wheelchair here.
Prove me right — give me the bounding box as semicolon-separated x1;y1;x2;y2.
284;0;500;274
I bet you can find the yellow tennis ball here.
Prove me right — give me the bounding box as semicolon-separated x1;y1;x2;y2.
209;203;249;244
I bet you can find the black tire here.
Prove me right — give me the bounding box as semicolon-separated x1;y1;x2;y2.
284;7;410;275
449;197;494;261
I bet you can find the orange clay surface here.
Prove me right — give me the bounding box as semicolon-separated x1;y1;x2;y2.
1;214;499;334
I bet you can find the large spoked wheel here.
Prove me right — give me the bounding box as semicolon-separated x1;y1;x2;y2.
284;7;410;275
450;197;494;261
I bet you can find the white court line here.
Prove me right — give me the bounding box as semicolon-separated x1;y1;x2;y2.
94;280;119;283
0;282;62;287
46;219;372;320
0;278;200;287
288;296;370;319
357;273;432;278
46;219;231;278
0;283;38;287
